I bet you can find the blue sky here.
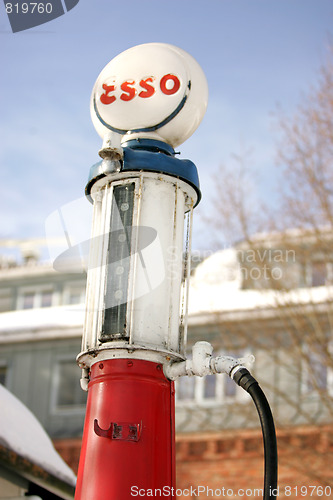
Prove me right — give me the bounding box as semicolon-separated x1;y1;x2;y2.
0;0;332;253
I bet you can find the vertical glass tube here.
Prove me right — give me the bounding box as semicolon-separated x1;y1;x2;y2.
179;205;193;354
100;183;135;341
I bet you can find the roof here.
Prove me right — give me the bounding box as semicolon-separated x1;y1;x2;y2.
236;225;333;248
0;248;333;339
0;384;76;498
188;248;333;321
0;305;84;343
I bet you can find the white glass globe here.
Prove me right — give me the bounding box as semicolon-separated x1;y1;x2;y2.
90;43;208;148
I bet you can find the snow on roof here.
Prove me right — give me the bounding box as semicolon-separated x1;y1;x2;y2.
192;248;241;287
0;249;333;334
0;305;84;334
188;248;333;317
0;384;76;487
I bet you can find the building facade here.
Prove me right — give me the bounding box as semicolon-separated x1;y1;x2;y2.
0;233;333;498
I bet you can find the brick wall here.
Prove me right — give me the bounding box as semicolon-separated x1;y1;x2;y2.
176;426;333;499
54;438;81;475
54;425;333;499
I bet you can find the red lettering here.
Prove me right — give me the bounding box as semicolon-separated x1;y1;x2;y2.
100;83;116;105
120;80;136;101
139;77;155;98
160;74;180;95
100;74;181;104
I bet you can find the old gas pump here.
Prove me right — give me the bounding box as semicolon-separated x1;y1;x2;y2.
75;43;208;500
75;42;277;500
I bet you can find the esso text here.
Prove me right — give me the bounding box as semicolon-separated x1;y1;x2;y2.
100;74;181;105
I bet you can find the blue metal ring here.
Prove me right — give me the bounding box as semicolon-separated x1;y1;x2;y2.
86;139;201;206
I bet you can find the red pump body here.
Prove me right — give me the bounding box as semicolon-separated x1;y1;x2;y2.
75;358;175;500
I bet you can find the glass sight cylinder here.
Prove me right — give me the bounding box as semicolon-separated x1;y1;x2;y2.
77;170;197;368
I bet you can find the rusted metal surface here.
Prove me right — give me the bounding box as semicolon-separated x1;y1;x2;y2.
94;419;142;442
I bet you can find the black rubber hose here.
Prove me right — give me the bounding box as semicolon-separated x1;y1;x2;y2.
233;368;278;499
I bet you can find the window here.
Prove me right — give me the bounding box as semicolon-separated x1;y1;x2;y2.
68;291;83;305
203;374;216;399
63;282;86;305
303;260;333;287
311;262;327;287
225;375;237;397
177;376;195;401
17;287;54;310
0;289;13;312
0;365;7;386
52;358;87;411
302;342;332;393
22;292;35;309
176;350;249;406
41;290;53;307
176;372;245;405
